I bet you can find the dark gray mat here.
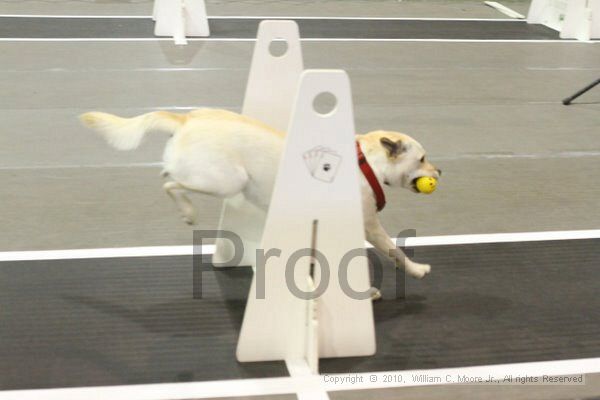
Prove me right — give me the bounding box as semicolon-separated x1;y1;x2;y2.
0;17;560;40
1;239;599;390
323;239;600;373
0;255;288;390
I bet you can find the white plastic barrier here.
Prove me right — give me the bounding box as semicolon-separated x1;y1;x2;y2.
236;69;376;368
210;20;375;374
213;20;304;267
153;0;210;45
527;0;600;40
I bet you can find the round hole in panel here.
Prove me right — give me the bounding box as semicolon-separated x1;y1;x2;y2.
269;38;288;57
313;92;338;116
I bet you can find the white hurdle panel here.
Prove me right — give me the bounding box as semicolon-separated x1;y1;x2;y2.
153;0;210;45
213;20;304;268
527;0;600;40
236;69;376;367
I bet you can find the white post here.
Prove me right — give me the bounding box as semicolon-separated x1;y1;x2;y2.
152;0;160;20
593;0;600;37
561;0;593;40
153;0;210;45
527;0;599;40
527;0;568;29
236;70;376;364
213;20;304;268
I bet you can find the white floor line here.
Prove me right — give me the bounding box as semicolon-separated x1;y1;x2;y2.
1;357;598;400
0;38;251;42
210;16;520;21
1;229;599;262
0;38;594;43
322;357;600;391
404;229;600;246
0;14;519;21
0;14;152;18
0;376;305;400
484;1;526;19
0;162;163;171
1;67;243;73
528;66;600;71
4;150;600;172
432;150;600;161
11;65;600;74
300;38;593;43
0;245;206;262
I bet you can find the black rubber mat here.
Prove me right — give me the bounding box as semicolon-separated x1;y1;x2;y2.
323;239;600;373
0;17;561;40
1;239;599;390
0;255;288;390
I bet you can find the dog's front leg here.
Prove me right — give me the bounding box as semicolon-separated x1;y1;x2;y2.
364;214;431;279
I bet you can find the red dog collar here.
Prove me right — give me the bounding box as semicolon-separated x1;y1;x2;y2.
356;141;386;212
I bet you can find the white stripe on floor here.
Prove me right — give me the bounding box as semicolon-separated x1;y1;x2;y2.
1;357;598;400
0;14;520;21
0;38;594;43
1;229;599;262
3;150;600;172
0;162;163;171
484;1;526;19
0;245;206;262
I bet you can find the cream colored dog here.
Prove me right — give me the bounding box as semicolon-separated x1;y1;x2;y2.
80;109;441;282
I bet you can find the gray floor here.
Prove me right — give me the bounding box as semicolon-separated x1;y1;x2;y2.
0;0;531;18
1;40;598;251
1;1;599;399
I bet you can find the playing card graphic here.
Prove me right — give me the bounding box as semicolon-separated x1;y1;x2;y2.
303;146;342;183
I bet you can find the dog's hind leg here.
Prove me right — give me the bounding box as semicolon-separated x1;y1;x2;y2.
163;181;197;225
163;164;250;225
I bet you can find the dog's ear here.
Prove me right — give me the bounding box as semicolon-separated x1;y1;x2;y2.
380;137;405;158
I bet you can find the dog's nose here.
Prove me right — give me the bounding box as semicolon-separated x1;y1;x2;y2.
436;169;442;176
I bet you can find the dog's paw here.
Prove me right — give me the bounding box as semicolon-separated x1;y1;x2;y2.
405;261;431;279
181;214;196;225
369;287;382;301
180;207;197;225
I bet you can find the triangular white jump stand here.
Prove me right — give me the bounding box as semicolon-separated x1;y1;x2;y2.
213;20;304;268
236;70;376;370
527;0;599;40
153;0;210;45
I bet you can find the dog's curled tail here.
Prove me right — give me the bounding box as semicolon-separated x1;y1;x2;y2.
79;111;185;151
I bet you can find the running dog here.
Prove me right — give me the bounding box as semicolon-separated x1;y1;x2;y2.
80;109;441;284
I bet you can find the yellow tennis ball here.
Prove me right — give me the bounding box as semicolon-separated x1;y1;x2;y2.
416;177;437;194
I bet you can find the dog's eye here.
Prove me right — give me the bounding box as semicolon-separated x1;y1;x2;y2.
420;156;425;163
